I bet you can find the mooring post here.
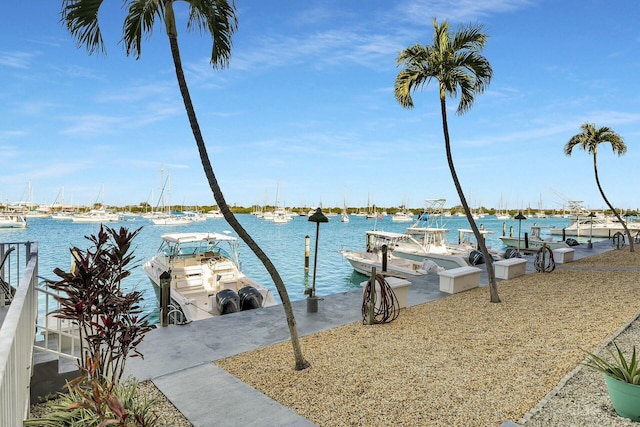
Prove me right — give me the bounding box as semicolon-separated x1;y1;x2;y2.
368;266;377;325
381;244;388;272
160;271;171;327
304;235;310;272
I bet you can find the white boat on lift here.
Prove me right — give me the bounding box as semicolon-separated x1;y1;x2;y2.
340;230;442;279
143;232;276;324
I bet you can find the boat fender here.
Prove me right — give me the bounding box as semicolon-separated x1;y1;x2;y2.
565;238;579;247
468;250;485;265
238;286;264;311
216;288;240;315
503;247;520;259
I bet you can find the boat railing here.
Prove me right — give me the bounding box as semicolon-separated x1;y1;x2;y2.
0;241;38;426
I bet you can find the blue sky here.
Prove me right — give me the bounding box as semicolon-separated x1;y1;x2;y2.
2;0;639;212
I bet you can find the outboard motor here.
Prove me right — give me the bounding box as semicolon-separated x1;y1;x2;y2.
216;289;240;315
565;238;579;247
238;286;263;311
468;250;485;265
503;247;520;259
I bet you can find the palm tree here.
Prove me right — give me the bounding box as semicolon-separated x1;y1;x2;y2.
394;19;500;303
564;123;634;252
60;0;310;370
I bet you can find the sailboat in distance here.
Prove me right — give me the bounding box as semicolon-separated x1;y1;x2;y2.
341;194;349;223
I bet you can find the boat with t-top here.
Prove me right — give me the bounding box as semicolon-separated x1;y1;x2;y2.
392;199;502;269
340;230;443;279
143;232;276;324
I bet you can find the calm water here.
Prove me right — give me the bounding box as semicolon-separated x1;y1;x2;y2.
2;213;580;324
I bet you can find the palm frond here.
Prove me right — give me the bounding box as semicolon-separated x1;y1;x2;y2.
182;0;238;68
61;0;106;55
122;0;163;59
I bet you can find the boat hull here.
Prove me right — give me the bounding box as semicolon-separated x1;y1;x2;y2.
548;225;638;238
392;249;469;271
498;236;569;250
0;216;27;229
340;250;434;279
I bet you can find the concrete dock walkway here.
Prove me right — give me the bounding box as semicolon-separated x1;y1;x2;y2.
125;241;615;427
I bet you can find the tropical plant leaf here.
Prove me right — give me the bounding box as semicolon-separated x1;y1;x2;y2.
583;342;640;385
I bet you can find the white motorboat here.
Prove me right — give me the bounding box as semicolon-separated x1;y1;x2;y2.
149;214;193;225
391;206;414;223
143;232;276;324
71;209;121;223
392;199;501;270
272;208;293;224
205;209;223;219
0;213;27;229
548;215;640;238
183;210;207;222
499;226;572;250
50;212;75;220
396;226;477;270
340;230;442;279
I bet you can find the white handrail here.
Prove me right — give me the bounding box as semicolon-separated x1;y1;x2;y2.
0;242;38;426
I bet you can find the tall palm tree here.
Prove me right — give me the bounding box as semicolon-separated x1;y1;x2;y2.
564;122;634;252
394;19;500;303
61;0;310;370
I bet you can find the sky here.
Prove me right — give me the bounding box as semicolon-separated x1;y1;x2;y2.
2;0;640;212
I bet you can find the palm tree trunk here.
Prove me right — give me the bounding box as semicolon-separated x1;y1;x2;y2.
439;90;500;302
164;19;309;369
593;154;634;252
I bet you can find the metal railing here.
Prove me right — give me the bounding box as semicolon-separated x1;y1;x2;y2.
0;242;38;427
33;280;83;362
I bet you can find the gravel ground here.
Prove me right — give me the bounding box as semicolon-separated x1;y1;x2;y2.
216;249;640;427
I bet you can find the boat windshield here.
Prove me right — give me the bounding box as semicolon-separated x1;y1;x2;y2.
163;241;234;260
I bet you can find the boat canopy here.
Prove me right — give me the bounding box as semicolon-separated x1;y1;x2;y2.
365;230;413;240
160;232;237;244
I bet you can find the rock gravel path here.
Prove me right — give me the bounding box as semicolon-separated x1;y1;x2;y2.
217;249;640;427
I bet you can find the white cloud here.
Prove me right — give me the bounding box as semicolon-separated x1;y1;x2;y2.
0;51;36;69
